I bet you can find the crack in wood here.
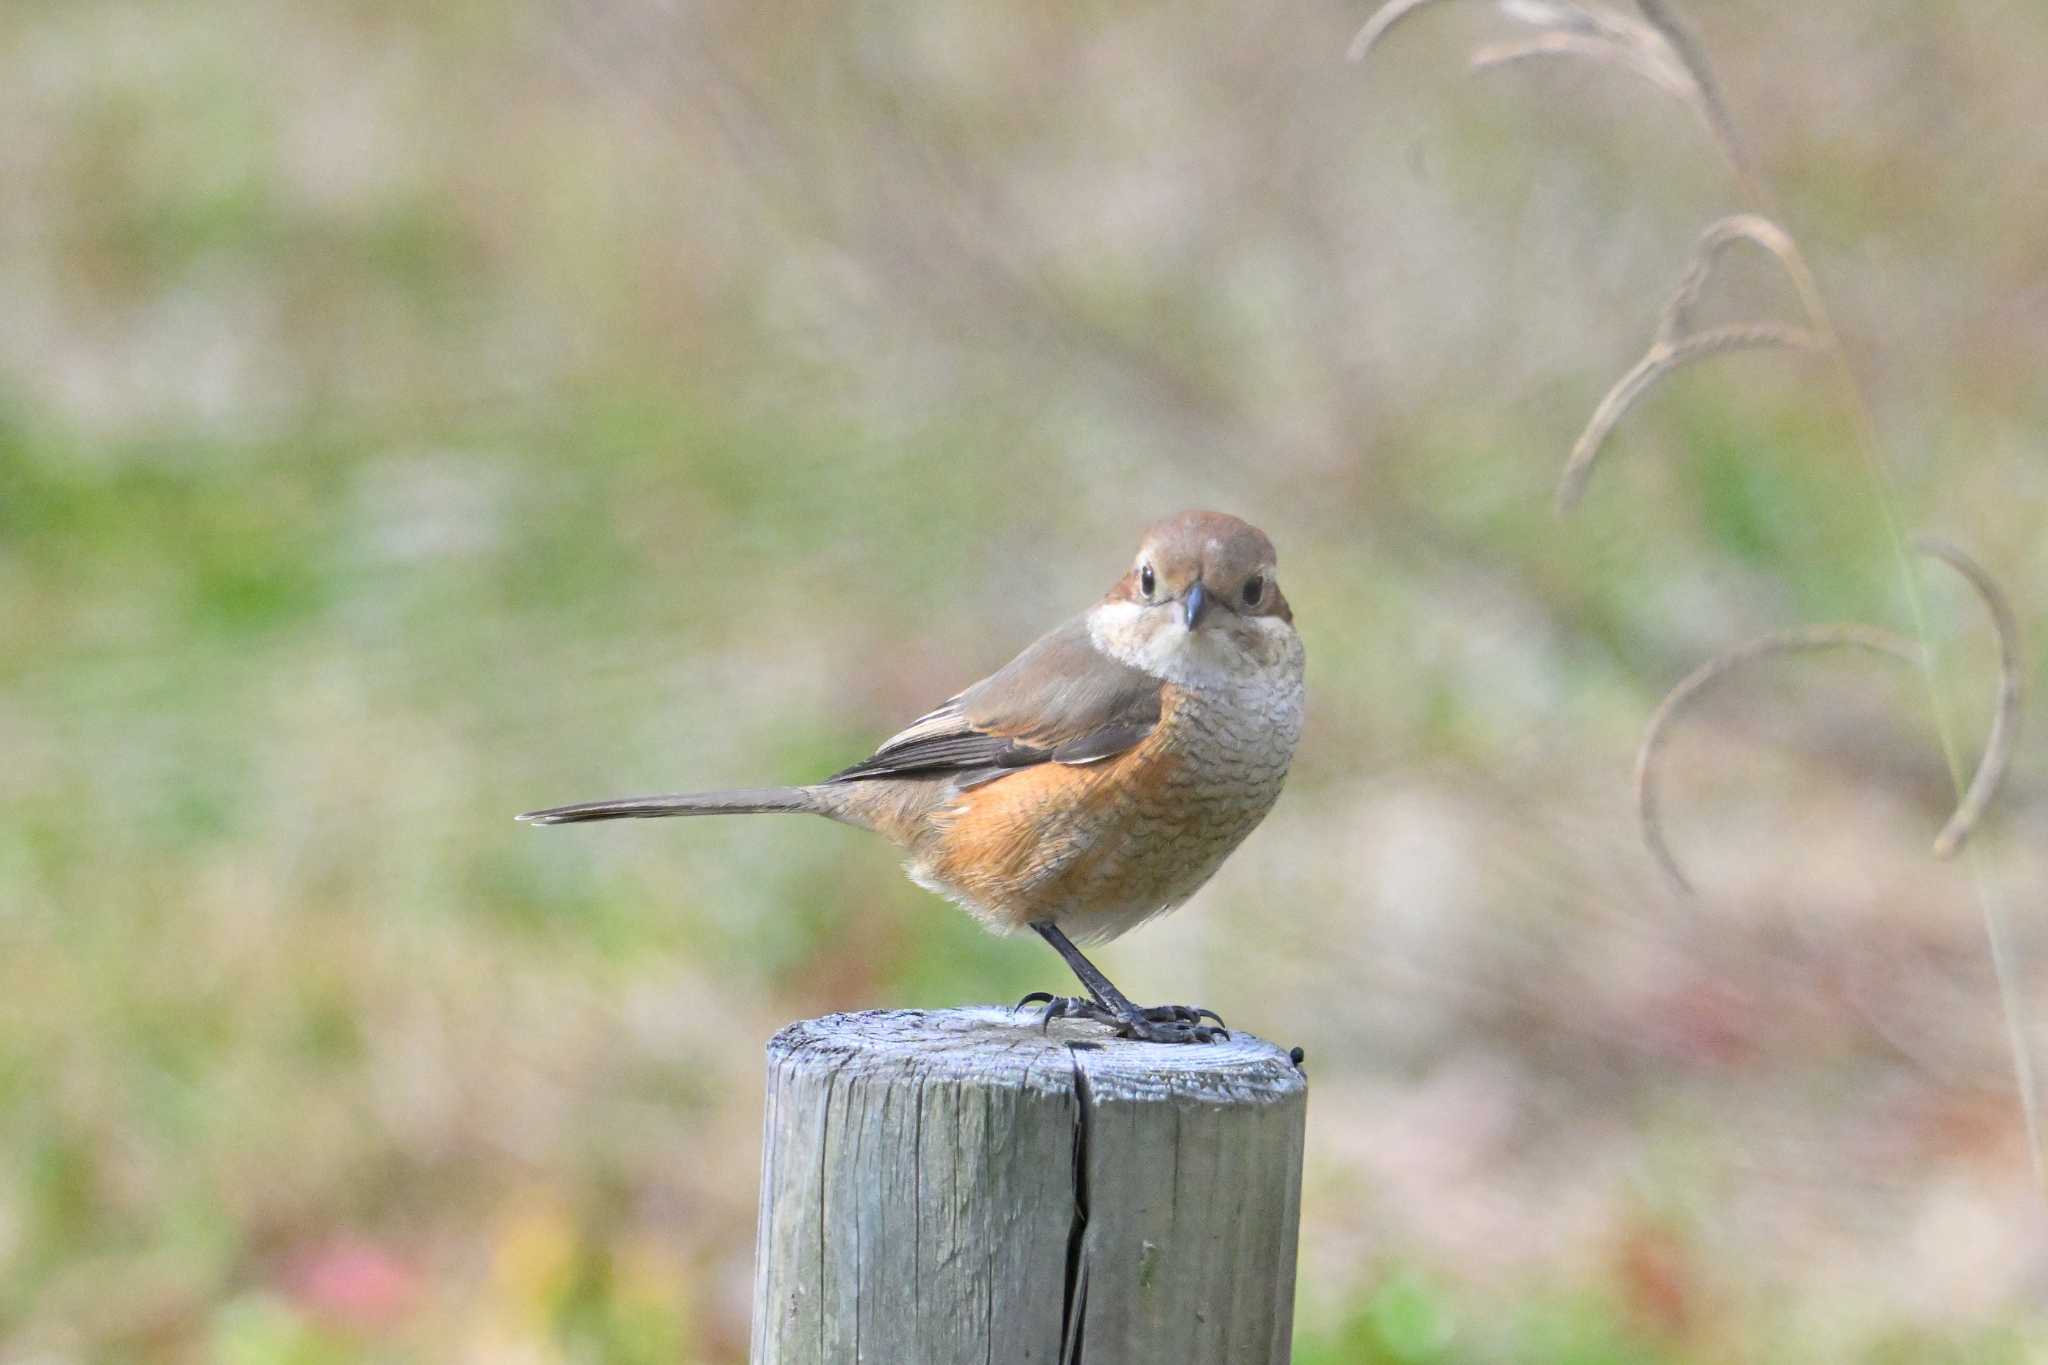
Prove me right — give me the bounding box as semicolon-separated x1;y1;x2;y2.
1060;1044;1095;1365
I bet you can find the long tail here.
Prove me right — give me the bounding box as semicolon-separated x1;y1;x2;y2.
517;786;819;825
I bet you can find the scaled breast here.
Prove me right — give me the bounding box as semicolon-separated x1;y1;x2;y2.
1060;636;1304;942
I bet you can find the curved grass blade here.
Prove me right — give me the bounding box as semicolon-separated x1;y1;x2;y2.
1656;215;1805;343
1914;537;2023;859
1635;625;1923;896
1633;0;1750;180
1356;1;1718;145
1348;0;1468;63
1556;323;1817;511
1469;32;1698;105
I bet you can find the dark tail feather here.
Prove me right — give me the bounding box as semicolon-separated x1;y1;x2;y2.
517;786;817;825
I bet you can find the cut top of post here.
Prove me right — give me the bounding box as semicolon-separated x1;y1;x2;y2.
765;1005;1306;1103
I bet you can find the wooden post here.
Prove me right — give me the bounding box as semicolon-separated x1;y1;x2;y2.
750;1006;1307;1364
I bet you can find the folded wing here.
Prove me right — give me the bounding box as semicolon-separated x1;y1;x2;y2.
826;615;1162;788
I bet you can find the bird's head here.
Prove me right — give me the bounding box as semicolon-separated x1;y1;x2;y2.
1091;510;1296;683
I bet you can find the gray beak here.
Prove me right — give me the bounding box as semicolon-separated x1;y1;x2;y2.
1182;582;1208;630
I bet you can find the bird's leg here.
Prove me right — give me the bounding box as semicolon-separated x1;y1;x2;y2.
1018;920;1228;1044
1027;921;1137;1016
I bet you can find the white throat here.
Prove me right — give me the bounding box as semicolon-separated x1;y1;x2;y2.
1086;599;1296;692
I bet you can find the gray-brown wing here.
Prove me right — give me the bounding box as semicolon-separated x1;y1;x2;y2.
824;615;1162;785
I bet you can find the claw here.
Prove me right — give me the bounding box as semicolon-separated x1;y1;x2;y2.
1015;993;1116;1034
1109;1014;1227;1045
1130;1003;1227;1028
1117;1003;1229;1039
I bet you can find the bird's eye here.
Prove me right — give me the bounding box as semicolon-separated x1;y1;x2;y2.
1242;575;1265;607
1140;564;1156;597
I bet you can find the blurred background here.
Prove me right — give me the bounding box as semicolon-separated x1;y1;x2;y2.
4;1;2047;1360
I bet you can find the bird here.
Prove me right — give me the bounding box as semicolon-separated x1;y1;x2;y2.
519;510;1305;1043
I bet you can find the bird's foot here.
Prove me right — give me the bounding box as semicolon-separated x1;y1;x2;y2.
1116;1002;1229;1044
1014;993;1228;1044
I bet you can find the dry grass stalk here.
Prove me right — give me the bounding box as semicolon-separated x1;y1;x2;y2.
1355;0;2028;880
1348;4;1822;513
1915;536;2023;859
1633;533;2022;895
1347;0;1478;64
1556;212;1819;510
1467;31;1696;107
1353;2;1720;149
1359;0;2038;1187
1634;625;1923;897
1353;0;1668;66
1555;322;1817;512
1631;0;1752;184
1655;214;1804;343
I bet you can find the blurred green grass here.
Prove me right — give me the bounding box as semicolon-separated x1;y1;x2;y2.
3;1;2046;1360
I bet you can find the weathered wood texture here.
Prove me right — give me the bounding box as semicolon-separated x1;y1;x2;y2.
750;1007;1307;1364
